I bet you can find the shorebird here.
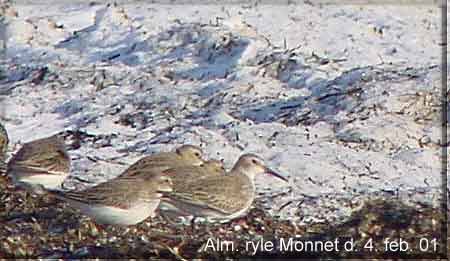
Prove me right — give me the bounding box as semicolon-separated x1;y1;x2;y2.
0;122;8;173
49;173;173;226
160;154;288;221
116;145;204;179
6;134;71;191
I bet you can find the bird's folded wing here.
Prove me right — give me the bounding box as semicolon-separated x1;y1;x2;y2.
9;144;70;172
162;166;208;183
7;163;64;175
162;175;249;214
118;153;177;177
56;177;153;209
162;190;232;216
13;136;66;159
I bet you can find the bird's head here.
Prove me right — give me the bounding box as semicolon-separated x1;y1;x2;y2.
233;154;287;182
202;159;226;173
175;145;204;165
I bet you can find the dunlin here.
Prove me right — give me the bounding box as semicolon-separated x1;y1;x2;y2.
6;135;71;191
50;173;173;226
117;145;204;179
160;154;287;221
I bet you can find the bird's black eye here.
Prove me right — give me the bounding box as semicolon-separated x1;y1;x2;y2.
251;159;258;164
195;152;201;157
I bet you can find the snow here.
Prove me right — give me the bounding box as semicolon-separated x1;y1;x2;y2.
0;2;445;224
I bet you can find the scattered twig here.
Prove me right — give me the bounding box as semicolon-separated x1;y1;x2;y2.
317;87;362;101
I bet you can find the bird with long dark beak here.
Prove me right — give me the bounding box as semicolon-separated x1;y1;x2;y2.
160;153;288;222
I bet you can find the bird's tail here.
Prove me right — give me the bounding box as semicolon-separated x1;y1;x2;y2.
24;183;54;196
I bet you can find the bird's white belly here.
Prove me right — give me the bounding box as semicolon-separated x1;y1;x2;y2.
76;200;160;226
17;173;67;190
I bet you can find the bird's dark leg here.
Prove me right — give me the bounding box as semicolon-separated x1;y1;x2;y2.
190;216;198;234
160;211;180;226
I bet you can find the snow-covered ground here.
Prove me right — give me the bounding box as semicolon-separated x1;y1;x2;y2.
0;2;446;224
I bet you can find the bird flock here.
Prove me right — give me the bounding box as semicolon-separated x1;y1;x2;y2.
0;123;288;227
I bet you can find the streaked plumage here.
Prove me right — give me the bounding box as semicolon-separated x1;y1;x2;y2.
158;159;226;216
7;135;70;190
163;159;226;184
50;173;173;226
199;159;226;174
161;154;287;221
116;145;204;179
